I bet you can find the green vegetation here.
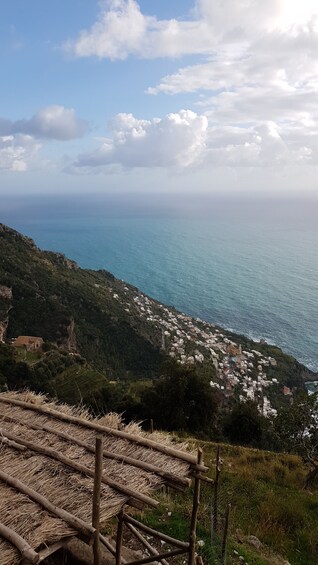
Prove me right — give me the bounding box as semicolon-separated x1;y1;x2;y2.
137;441;318;565
0;223;315;396
0;343;315;463
1;223;318;564
0;224;164;378
274;391;318;487
140;362;220;435
223;401;264;446
52;364;110;405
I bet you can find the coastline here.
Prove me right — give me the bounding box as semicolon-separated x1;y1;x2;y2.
1;221;316;421
1;203;317;375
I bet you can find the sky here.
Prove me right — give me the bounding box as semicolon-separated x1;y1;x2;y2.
1;0;318;195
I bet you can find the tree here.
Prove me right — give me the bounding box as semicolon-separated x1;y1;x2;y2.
0;343;31;390
223;401;265;446
274;392;318;488
141;361;220;436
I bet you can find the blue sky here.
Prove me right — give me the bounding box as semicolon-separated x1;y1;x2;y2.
1;0;318;194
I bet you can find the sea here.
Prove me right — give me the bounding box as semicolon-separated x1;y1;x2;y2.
1;192;317;372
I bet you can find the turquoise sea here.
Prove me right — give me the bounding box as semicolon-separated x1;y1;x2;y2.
1;193;317;372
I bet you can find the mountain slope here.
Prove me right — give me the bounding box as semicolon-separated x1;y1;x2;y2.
0;223;164;377
0;223;315;409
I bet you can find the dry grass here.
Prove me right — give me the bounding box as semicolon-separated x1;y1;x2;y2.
0;390;195;565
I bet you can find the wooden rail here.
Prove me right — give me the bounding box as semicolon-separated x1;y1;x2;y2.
122;515;189;550
0;412;190;488
188;449;202;565
0;426;159;508
122;548;186;565
0;469;95;542
125;522;169;565
92;436;103;565
0;522;39;564
0;397;207;471
99;534;127;564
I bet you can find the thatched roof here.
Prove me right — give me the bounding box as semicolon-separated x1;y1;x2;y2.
0;391;205;564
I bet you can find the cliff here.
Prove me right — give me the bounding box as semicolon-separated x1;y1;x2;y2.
0;285;12;342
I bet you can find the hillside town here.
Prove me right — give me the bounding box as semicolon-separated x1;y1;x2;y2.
115;285;282;417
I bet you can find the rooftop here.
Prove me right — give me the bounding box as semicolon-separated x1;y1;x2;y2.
0;391;204;565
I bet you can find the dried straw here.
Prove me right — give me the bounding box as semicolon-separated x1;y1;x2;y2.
0;391;197;565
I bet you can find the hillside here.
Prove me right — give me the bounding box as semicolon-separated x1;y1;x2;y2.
0;223;315;415
139;438;318;565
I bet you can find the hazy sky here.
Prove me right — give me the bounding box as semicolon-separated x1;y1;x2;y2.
1;0;318;194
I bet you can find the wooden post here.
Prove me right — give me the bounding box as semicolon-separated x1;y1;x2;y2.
210;492;213;548
188;448;203;565
123;514;189;549
116;510;124;565
221;503;231;565
150;419;154;434
213;446;220;533
92;435;103;565
125;522;170;565
0;522;40;564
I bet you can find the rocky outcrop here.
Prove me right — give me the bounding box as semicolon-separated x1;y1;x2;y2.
0;286;12;300
0;322;7;343
0;223;36;248
0;285;12;342
66;317;77;352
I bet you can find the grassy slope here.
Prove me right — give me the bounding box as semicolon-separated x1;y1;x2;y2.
137;440;318;565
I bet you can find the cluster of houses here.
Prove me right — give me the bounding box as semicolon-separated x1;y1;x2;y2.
120;286;281;417
8;280;284;417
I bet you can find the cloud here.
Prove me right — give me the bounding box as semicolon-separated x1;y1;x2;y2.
70;108;317;174
0;135;41;172
149;27;318;96
205;122;315;167
65;0;318;60
0;106;87;140
64;0;220;60
64;0;148;60
64;1;318;174
73;110;208;170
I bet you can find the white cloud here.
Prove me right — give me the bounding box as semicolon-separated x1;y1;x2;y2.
197;0;318;37
65;0;147;60
64;1;318;174
149;26;318;96
65;0;318;61
72;110;315;173
205;122;316;167
74;110;208;170
64;0;214;59
0;135;41;172
0;106;87;140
